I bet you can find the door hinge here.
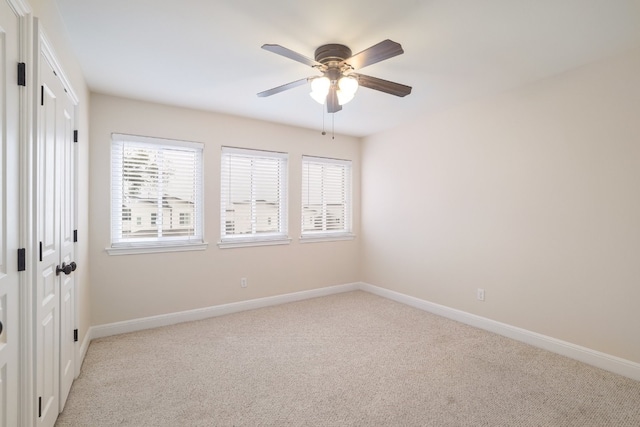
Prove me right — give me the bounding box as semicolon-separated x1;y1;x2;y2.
38;396;42;418
39;241;43;262
73;130;78;143
40;85;44;106
74;229;78;242
74;329;79;342
17;248;26;271
17;62;26;86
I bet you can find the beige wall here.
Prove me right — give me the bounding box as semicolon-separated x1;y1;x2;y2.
362;48;640;363
85;34;639;366
30;0;91;345
89;94;361;325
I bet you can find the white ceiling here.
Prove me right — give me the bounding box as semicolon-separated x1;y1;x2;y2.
54;0;640;137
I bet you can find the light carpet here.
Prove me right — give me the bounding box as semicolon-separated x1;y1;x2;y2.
56;291;640;426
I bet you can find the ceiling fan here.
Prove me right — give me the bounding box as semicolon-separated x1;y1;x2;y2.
257;39;412;113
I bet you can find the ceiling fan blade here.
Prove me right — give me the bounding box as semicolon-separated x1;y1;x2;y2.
257;78;310;97
327;87;342;113
261;44;322;68
353;73;412;97
341;39;404;70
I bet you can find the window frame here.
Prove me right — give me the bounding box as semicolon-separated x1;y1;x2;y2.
107;133;207;255
300;155;355;243
218;146;290;249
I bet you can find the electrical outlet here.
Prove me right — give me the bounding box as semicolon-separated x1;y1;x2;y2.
241;278;247;288
477;288;485;301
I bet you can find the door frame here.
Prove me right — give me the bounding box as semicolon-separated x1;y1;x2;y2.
12;1;34;425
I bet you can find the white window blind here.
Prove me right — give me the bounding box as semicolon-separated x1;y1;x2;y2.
220;147;288;244
301;156;352;237
111;134;204;247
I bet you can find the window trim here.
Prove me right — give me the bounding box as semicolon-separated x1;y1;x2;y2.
299;232;356;244
108;133;207;255
106;241;209;256
218;146;290;249
217;236;292;249
300;155;353;242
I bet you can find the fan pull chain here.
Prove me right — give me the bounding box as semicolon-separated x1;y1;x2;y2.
320;106;335;140
332;113;335;140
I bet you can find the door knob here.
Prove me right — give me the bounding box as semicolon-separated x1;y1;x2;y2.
0;320;3;336
56;262;77;276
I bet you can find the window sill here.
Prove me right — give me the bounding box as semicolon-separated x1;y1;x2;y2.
217;236;292;249
299;233;356;244
106;241;209;256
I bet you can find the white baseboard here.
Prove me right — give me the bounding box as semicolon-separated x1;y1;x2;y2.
90;283;359;340
83;281;640;382
359;282;640;382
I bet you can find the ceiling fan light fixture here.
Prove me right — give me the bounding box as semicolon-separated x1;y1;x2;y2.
310;76;330;104
337;76;358;105
337;90;355;105
338;76;358;95
310;91;327;104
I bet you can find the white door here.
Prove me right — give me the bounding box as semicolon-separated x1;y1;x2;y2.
36;49;76;426
0;1;20;426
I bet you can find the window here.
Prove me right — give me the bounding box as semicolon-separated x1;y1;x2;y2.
301;156;353;242
109;133;206;254
220;147;289;248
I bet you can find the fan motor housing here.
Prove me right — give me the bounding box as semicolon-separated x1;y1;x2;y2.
315;44;352;65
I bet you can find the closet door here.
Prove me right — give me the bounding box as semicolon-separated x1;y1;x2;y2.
0;1;20;426
35;45;76;426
